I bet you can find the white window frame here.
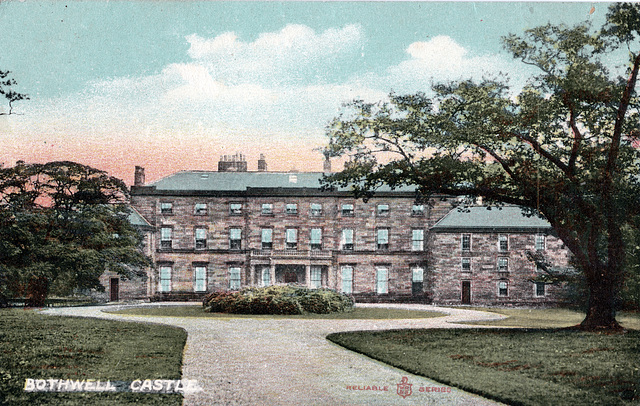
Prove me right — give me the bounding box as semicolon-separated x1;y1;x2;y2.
412;266;424;283
412;229;424;251
229;228;242;250
498;234;508;252
310;266;322;289
310;203;322;217
261;228;273;250
377;228;389;250
341;204;354;216
194;203;207;215
195;228;207;249
194;266;207;292
285;203;298;215
412;204;425;216
159;266;172;292
310;228;322;250
462;234;471;251
376;267;388;294
341;229;354;251
160;202;173;214
160;227;172;249
341;265;353;294
285;228;298;250
229;203;242;215
536;234;546;251
261;203;273;215
377;204;389;216
461;257;471;272
497;257;509;272
229;267;241;290
498;281;508;297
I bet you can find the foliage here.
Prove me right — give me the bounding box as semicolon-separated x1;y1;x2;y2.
323;3;640;330
0;309;186;405
0;70;28;115
203;285;354;315
328;328;640;405
0;161;150;306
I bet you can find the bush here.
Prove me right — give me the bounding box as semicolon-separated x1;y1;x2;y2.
203;285;354;315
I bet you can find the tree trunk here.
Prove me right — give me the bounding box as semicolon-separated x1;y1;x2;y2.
579;275;622;331
25;276;48;307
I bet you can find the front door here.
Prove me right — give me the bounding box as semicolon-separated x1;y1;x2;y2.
110;278;119;302
461;281;471;304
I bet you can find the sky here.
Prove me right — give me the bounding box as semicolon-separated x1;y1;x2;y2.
0;1;612;185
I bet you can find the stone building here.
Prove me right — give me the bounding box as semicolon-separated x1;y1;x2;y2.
123;154;571;305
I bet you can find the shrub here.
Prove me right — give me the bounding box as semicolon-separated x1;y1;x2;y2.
203;285;354;315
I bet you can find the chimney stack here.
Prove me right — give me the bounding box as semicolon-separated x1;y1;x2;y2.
218;152;248;172
258;154;267;172
134;166;145;186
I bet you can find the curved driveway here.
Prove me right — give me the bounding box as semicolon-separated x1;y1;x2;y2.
44;303;506;405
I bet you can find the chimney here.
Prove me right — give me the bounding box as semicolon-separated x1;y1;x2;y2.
258;154;267;172
218;152;248;172
134;166;145;186
323;156;332;173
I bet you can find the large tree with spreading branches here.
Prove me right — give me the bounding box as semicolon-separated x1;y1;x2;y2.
323;3;640;331
0;161;150;307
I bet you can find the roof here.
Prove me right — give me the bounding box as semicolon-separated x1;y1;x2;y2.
143;171;417;193
431;205;552;232
128;206;152;228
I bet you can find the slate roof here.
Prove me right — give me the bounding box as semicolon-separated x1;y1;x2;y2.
146;171;416;193
431;205;551;232
128;206;152;228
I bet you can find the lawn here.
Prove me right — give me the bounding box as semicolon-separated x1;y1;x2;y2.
110;305;445;319
454;307;640;330
0;309;187;406
327;328;640;405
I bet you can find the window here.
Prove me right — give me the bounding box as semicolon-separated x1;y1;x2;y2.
377;228;389;250
412;204;425;216
310;203;322;217
194;203;207;215
310;266;322;289
462;234;471;251
536;234;546;251
159;266;171;292
261;228;273;250
497;257;509;272
261;203;273;215
498;281;508;296
194;266;206;292
229;203;242;215
341;229;354;251
341;265;353;294
412;266;424;296
285;203;298;215
229;228;242;250
412;229;424;251
376;267;388;294
377;204;389;216
342;204;354;216
261;266;271;287
160;202;173;214
535;282;546;297
195;228;207;249
229;267;241;290
285;228;298;250
310;228;322;250
160;227;172;249
498;235;508;252
461;257;471;272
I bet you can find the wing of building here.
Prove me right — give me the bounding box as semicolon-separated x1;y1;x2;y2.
113;154;572;306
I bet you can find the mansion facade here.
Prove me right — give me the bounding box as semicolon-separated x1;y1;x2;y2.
107;154;571;306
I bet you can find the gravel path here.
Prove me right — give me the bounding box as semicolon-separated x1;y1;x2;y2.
44;303;507;405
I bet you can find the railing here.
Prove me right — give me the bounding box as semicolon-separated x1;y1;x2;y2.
251;249;333;259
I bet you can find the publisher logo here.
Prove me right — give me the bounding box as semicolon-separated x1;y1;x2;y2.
396;376;412;399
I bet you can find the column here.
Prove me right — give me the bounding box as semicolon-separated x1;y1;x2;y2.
327;265;335;290
250;266;256;287
305;265;311;288
270;265;276;286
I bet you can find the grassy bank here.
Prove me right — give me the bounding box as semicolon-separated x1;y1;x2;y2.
454;307;640;330
0;309;187;405
110;305;445;319
328;328;639;405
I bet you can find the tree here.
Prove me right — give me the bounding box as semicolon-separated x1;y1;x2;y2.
0;161;150;307
0;70;28;115
323;3;640;331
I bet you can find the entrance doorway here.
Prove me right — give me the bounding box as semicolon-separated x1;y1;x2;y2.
461;281;471;304
110;278;119;302
275;265;306;285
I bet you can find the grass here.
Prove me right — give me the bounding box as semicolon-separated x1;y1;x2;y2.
453;307;640;330
110;305;446;319
328;328;640;405
0;308;187;406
